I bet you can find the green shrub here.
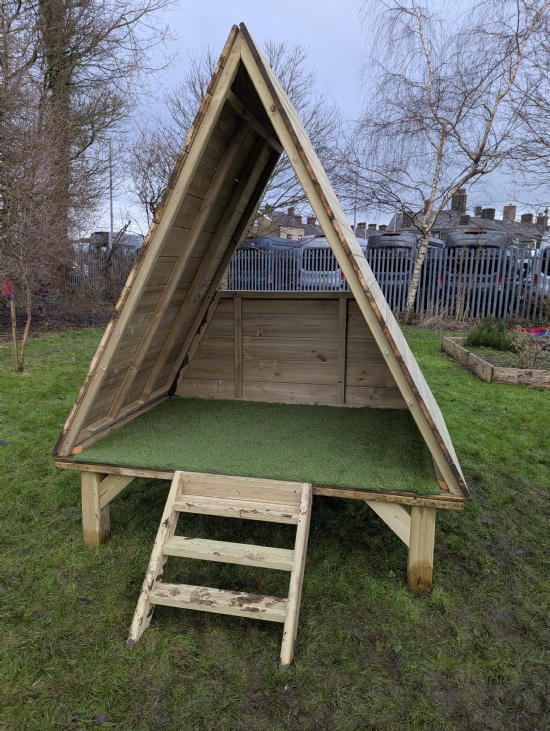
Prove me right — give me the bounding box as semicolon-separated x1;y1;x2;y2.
463;316;514;350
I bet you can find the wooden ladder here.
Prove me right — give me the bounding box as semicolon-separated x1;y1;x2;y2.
127;470;313;668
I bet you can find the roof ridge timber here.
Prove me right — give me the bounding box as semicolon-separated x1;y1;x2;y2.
54;23;468;498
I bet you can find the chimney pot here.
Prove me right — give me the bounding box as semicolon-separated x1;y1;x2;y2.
503;205;516;222
451;188;467;213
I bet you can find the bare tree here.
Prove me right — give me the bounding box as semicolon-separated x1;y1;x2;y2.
0;0;175;369
127;39;341;225
349;0;550;322
35;0;175;248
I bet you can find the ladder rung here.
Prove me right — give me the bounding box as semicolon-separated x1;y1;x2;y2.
149;582;288;622
174;496;300;524
163;536;294;570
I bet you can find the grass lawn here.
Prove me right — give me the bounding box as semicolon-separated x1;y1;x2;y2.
1;326;549;731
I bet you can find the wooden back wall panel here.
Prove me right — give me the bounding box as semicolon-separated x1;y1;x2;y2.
176;293;406;409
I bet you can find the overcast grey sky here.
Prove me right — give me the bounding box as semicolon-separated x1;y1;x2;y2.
107;1;367;233
105;0;545;234
165;0;366;118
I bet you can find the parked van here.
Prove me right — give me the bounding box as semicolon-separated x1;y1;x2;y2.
442;230;508;316
297;236;344;290
228;237;273;290
89;231;144;253
365;231;444;306
533;238;550;297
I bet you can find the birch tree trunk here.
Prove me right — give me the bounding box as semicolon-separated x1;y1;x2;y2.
404;234;431;323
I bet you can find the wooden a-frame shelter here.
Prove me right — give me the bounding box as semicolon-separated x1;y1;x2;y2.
54;24;468;667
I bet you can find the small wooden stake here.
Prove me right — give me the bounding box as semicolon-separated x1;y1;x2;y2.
9;298;18;373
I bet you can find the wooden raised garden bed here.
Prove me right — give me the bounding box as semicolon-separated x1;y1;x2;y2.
442;337;550;389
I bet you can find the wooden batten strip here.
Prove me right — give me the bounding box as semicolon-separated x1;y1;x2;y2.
140;136;270;402
107;117;251;421
313;485;463;510
366;501;411;547
431;458;450;492
74;395;169;450
226;90;283;153
337;296;347;404
56;458;464;511
234;296;243;398
219;291;354;300
166;147;281;393
56;38;243;457
173;293;222;385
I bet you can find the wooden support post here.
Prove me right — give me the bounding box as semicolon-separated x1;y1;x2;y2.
337;295;347;404
234;296;243;398
407;506;436;593
81;472;110;546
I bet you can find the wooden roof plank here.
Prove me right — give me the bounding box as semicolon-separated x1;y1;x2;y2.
140;135;271;402
106;116;250;420
55;32;243;456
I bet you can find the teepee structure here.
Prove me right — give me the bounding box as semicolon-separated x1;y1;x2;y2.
54;24;467;666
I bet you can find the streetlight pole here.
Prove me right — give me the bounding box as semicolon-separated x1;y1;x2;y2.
109;139;114;234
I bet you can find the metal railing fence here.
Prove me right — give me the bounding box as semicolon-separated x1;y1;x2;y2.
223;246;550;322
65;245;550;321
66;248;138;301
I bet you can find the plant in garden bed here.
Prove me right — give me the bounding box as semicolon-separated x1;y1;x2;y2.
511;328;550;369
462;317;550;370
463;317;515;351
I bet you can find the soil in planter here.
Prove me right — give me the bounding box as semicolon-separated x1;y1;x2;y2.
467;344;550;370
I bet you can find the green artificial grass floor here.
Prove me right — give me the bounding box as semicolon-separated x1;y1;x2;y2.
75;397;440;495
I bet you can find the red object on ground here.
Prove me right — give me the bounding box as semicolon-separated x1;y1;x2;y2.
520;326;550;336
2;278;15;298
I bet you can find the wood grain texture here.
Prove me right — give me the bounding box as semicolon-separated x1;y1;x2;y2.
178;295;404;406
56;36;243;456
280;484;312;668
407;506;436;593
367;501;411;547
234;296;243;397
162;536;294;570
81;471;109;546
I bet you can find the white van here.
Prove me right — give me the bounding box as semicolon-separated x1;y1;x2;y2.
533;238;550;297
298;236;344;290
